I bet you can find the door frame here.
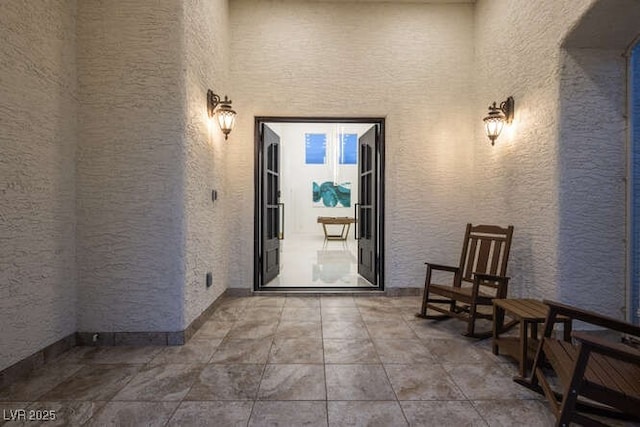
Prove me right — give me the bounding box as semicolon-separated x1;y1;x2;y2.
253;117;385;292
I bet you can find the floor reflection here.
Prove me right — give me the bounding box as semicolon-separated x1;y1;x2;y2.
264;234;374;287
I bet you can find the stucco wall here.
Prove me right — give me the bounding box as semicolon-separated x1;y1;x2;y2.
557;49;626;316
76;0;186;332
229;0;476;289
632;42;640;323
0;1;78;371
183;0;231;327
473;0;637;318
472;0;594;301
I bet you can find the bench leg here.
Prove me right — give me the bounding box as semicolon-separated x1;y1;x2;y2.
520;320;529;378
556;347;591;427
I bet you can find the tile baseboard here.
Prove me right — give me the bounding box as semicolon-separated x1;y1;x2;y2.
0;289;232;388
0;333;76;390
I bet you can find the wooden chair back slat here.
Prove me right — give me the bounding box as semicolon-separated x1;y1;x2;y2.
459;224;513;283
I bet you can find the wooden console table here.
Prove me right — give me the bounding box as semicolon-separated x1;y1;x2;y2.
493;298;572;377
317;216;355;241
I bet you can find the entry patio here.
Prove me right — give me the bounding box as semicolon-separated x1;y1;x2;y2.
0;295;564;426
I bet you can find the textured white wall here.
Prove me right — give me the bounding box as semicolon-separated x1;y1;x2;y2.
472;0;591;301
557;49;626;315
76;1;186;332
0;1;78;371
473;0;637;318
229;0;476;289
183;0;231;327
632;42;640;323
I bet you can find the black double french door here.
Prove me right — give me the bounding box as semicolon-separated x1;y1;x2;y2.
254;118;384;291
356;125;378;285
261;124;281;285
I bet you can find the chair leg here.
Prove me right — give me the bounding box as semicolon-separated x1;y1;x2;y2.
416;266;432;318
464;303;477;337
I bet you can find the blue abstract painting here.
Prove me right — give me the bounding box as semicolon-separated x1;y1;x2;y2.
312;181;351;208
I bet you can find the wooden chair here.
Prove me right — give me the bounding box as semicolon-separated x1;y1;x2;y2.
416;223;514;338
516;300;640;427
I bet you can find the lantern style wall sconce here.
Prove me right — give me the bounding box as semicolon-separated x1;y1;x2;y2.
207;89;237;140
483;96;514;145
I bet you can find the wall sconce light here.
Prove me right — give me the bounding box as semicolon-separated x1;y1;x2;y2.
207;89;237;140
483;96;514;145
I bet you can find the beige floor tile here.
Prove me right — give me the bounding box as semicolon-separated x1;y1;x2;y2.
328;401;408;427
321;307;363;322
240;307;283;322
166;401;253;427
406;318;469;341
150;339;221;364
210;338;273;364
285;296;321;308
258;364;326;400
0;364;84;401
323;338;379;364
400;401;488;427
248;401;327;427
268;337;324;364
443;363;541;400
321;296;356;307
281;307;321;322
225;319;278;340
326;364;395;401
472;399;556;427
39;365;141;402
425;338;495;364
185;364;263;401
275;321;322;339
191;321;235;340
246;296;286;308
386;364;465;401
322;321;370;339
365;319;420;340
84;401;178;427
112;364;201;401
373;339;434;364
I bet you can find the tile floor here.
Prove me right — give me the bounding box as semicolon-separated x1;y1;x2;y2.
264;234;375;287
0;295;628;426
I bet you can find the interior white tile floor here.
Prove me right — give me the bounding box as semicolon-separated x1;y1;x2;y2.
264;233;375;288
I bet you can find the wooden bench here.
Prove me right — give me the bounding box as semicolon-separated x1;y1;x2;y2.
516;300;640;426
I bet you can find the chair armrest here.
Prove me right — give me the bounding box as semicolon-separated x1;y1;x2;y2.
424;263;459;273
543;300;640;338
573;331;640;365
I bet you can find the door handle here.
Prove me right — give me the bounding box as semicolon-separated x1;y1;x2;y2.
354;203;360;240
278;202;284;240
